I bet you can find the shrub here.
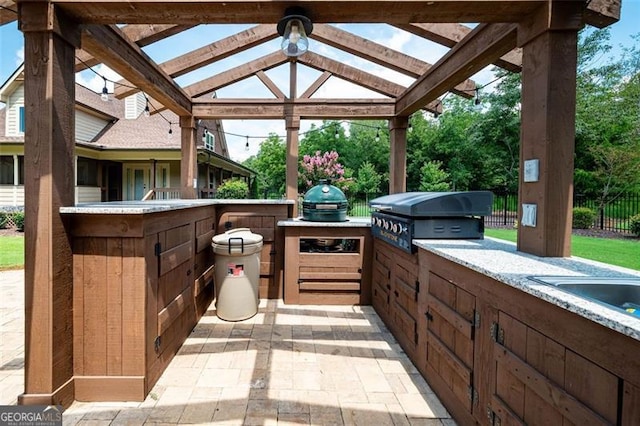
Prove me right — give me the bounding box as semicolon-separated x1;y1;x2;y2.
572;207;595;229
0;212;7;229
630;214;640;237
215;178;249;199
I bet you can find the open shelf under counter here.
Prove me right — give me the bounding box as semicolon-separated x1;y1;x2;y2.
279;217;372;305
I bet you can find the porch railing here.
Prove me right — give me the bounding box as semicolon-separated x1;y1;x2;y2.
142;188;182;201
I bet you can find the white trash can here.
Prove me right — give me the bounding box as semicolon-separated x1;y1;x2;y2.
211;228;263;321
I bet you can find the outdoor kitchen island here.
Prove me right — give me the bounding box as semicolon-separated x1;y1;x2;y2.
279;217;372;305
59;199;293;402
373;236;640;426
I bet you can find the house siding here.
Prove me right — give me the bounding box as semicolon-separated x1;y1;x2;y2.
5;85;24;136
76;110;109;143
75;186;102;203
0;185;24;206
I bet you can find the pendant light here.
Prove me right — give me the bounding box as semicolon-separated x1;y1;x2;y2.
277;7;313;57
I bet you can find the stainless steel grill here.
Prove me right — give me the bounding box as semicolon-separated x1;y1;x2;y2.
369;191;493;253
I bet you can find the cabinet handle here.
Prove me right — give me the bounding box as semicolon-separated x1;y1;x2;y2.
394;290;399;297
425;311;433;321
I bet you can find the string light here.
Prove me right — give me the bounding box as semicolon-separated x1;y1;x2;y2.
334;125;339;139
375;128;380;142
168;123;173;137
101;77;109;102
474;88;481;106
144;95;151;117
245;136;249;151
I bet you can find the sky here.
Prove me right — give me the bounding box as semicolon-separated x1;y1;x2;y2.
1;1;639;162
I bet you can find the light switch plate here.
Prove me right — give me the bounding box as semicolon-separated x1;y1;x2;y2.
524;159;539;182
522;204;537;227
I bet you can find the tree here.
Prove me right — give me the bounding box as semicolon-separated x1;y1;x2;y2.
355;161;382;202
419;160;451;191
298;150;351;193
242;133;286;198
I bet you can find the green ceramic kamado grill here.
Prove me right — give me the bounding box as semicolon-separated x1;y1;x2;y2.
301;179;348;222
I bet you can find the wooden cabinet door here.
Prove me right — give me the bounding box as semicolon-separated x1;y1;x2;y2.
490;311;619;426
372;241;392;321
390;249;420;357
424;272;476;415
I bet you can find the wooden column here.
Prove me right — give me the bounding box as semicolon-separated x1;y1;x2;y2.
18;1;80;407
180;116;198;199
517;2;583;257
286;60;299;215
389;116;408;194
285;115;300;216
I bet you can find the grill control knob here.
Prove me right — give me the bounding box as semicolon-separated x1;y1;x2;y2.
391;223;398;233
383;219;389;230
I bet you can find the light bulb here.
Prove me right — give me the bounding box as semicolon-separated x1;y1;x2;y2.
281;18;309;57
101;85;109;102
144;104;150;117
375;128;380;142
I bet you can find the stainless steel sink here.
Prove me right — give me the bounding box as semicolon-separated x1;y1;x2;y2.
528;276;640;318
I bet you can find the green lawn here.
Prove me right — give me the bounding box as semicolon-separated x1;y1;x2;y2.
485;228;640;271
0;236;24;270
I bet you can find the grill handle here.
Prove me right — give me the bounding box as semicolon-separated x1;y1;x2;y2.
370;204;393;211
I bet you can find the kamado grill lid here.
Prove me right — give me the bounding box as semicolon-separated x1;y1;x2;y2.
302;179;348;207
370;191;493;217
302;179;348;222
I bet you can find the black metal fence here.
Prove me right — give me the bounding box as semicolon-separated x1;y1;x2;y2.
347;192;640;234
486;192;640;234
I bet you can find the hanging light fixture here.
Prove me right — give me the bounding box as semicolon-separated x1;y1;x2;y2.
277;7;313;57
101;77;109;102
245;136;250;151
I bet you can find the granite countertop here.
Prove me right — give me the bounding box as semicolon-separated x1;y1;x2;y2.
413;237;640;340
278;217;372;227
60;199;295;214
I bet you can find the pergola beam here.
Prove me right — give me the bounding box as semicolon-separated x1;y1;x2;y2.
394;23;522;72
396;23;517;116
311;24;476;98
115;24;277;98
75;24;194;72
49;1;547;24
81;24;191;116
192;98;396;119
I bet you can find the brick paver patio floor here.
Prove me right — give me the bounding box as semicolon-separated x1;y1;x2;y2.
1;270;456;425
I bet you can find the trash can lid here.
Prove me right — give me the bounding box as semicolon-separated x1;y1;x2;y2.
212;227;263;246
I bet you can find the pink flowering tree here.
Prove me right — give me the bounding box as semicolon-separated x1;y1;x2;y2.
298;150;353;193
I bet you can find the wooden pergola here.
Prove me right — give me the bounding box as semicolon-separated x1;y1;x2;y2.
10;0;620;406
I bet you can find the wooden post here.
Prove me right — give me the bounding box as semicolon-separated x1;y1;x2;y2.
180;116;198;199
286;115;300;217
517;2;583;257
18;1;80;407
389;116;408;194
286;60;299;215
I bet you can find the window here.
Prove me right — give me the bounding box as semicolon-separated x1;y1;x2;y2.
18;106;25;134
0;156;14;184
204;131;215;151
76;157;98;186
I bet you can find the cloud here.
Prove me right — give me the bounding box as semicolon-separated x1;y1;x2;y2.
15;47;24;66
75;65;122;94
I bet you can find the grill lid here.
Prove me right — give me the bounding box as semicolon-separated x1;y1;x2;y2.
369;191;493;217
302;179;348;207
